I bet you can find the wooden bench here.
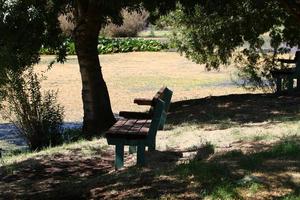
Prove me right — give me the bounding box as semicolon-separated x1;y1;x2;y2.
105;99;165;170
271;51;300;93
119;86;173;130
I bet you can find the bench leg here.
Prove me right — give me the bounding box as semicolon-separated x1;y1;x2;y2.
129;146;137;154
288;77;294;92
137;145;145;166
115;144;124;170
275;77;282;93
297;78;300;91
158;115;166;130
148;141;156;151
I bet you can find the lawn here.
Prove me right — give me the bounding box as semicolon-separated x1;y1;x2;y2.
1;52;300;199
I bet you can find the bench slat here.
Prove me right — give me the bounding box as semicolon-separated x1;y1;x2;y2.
108;119;128;134
129;119;148;132
109;119;138;134
106;119;151;139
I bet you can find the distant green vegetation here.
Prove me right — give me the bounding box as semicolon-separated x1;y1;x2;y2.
40;37;169;55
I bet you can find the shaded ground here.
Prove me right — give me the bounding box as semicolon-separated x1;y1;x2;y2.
1;92;300;199
168;93;300;129
1;137;300;199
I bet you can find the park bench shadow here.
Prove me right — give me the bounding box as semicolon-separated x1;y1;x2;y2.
167;93;300;130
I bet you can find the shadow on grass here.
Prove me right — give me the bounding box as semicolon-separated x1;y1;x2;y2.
167;93;300;130
1;136;300;199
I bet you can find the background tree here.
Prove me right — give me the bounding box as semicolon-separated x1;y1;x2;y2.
166;0;300;90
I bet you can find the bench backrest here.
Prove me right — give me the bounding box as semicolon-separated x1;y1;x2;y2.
149;86;172;113
148;98;165;140
148;87;173;129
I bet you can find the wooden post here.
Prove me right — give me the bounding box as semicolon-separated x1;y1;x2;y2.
115;144;124;170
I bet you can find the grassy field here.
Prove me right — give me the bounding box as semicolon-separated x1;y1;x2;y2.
1;52;300;199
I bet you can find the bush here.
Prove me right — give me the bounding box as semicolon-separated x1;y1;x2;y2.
40;37;168;55
1;69;64;150
97;37;168;54
102;8;149;37
58;14;74;36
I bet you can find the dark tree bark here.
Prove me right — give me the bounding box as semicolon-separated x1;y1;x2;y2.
74;1;116;136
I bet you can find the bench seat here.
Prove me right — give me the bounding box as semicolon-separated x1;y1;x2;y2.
105;99;165;170
106;119;150;139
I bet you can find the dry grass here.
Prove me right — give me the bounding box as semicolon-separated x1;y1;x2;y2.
33;52;250;122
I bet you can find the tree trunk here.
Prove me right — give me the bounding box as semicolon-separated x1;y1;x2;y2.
74;22;116;136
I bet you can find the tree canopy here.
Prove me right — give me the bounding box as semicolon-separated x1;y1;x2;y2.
167;0;300;89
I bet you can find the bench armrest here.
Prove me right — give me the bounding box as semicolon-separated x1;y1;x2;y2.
133;98;153;105
119;111;152;119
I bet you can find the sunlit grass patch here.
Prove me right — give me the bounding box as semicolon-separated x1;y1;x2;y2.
1;137;108;168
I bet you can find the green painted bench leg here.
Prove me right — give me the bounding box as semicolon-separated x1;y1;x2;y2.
129;146;137;154
297;78;300;91
115;144;124;170
288;77;294;91
275;77;282;93
148;140;156;151
137;145;145;166
158;112;166;130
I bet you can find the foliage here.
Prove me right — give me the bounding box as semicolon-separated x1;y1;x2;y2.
62;128;84;143
0;0;67;73
166;1;300;90
0;69;64;151
98;37;168;54
58;13;74;36
0;1;67;150
41;38;168;55
154;15;174;30
101;8;149;37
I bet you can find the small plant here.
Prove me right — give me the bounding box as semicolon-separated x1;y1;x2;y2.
102;8;149;37
1;69;64;151
210;183;240;200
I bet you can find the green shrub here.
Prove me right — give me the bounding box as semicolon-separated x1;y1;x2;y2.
1;69;64;151
41;37;168;55
97;37;168;54
101;8;149;37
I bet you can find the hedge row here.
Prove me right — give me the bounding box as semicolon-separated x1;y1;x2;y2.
40;37;168;55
